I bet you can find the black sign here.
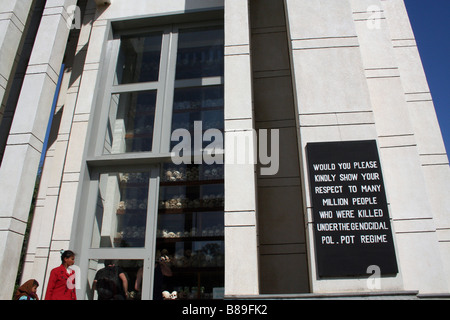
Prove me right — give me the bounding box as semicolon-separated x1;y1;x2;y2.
306;140;398;278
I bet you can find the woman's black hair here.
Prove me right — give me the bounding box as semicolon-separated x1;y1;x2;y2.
61;250;75;264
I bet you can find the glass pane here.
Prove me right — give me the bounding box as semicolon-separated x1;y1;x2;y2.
156;163;224;300
159;183;224;212
104;91;156;154
176;27;224;80
115;33;162;84
155;241;224;299
170;86;224;151
91;172;149;248
162;163;224;183
88;259;143;300
157;212;224;239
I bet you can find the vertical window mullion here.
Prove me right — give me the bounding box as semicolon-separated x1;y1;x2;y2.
142;165;161;300
95;38;121;156
159;27;180;154
152;28;172;154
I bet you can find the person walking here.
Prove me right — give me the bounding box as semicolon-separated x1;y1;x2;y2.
93;260;128;300
45;250;77;300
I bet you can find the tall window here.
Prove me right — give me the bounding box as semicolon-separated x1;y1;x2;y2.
84;21;224;300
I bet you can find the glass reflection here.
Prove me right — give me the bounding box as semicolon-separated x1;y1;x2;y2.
176;27;224;80
170;86;224;151
115;33;162;84
91;172;149;248
104;91;156;154
156;163;224;299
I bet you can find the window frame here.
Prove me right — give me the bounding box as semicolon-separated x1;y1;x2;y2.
82;165;160;300
90;21;224;162
79;18;225;300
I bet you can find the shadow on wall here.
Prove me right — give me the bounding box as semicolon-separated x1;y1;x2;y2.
184;0;224;12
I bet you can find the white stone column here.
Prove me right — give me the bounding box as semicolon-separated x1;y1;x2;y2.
0;0;77;300
350;0;449;294
21;3;99;299
0;0;33;117
285;0;404;293
381;0;450;293
224;0;259;296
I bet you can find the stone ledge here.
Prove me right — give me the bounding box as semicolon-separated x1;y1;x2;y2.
417;293;450;300
226;291;420;300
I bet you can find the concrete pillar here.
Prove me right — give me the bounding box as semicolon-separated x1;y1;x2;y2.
224;0;260;296
43;9;109;299
284;0;404;293
21;1;98;299
349;0;449;294
0;0;77;300
0;0;34;161
0;0;33;116
381;0;450;293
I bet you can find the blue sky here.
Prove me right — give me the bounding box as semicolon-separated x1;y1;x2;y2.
404;0;450;154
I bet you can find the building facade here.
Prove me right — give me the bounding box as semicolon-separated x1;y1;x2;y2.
0;0;449;300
